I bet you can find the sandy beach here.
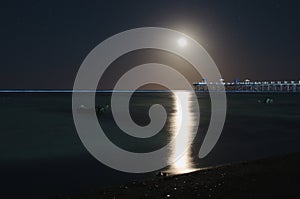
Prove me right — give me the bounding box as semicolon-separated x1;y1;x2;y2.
64;153;300;199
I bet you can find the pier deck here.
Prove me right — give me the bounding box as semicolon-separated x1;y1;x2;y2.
193;80;300;92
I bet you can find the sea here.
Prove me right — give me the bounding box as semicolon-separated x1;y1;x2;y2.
0;91;300;198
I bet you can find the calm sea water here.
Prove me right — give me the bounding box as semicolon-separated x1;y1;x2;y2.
1;92;300;198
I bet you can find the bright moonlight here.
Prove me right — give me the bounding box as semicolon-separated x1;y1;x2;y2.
177;37;187;47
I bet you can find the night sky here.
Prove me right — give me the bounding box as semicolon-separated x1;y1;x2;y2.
1;0;299;89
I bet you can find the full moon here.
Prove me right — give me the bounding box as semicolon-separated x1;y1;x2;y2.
177;37;187;47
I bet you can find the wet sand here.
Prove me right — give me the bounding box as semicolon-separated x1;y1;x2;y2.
63;153;300;199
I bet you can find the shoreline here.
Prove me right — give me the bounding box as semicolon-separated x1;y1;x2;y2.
63;153;300;198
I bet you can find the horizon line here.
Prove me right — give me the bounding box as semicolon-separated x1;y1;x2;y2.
0;90;180;93
0;90;299;93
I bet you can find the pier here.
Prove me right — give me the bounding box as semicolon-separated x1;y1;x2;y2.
193;79;300;92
